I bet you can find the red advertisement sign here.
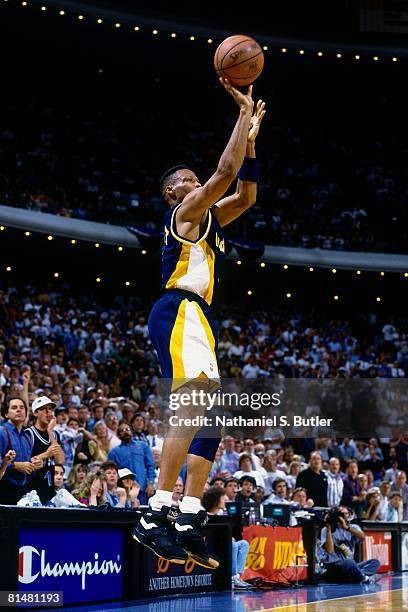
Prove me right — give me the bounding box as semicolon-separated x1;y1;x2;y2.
242;525;307;583
363;531;392;573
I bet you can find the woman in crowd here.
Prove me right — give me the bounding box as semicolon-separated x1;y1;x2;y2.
362;488;382;521
67;463;88;492
87;421;112;462
202;486;253;590
73;471;108;507
286;461;302;492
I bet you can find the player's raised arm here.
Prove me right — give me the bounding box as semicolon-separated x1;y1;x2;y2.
177;79;254;228
213;98;266;227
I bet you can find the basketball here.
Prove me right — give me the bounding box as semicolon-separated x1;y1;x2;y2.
214;35;264;87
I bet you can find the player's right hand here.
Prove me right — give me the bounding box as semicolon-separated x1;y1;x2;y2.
219;77;254;114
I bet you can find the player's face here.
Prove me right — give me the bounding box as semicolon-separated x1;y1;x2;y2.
170;170;201;202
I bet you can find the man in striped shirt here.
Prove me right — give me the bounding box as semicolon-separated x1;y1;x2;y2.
325;457;344;507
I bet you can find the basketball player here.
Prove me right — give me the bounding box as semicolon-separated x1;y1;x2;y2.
133;78;266;567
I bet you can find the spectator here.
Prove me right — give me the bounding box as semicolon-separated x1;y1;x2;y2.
54;408;83;477
394;471;408;520
234;454;265;488
105;413;121;448
88;401;106;431
291;487;314;508
108;422;155;504
339;439;359;462
241;439;262;470
73;471;108;507
384;460;399;486
224;477;239;502
53;464;65;493
172;477;184;505
286;461;302;492
384;492;402;522
296;452;328;507
262;454;287;496
67;463;88;492
341;460;364;510
88;421;112;463
378;481;392;519
202;486;252;590
0;396;43;505
25;396;64;503
151;447;162;489
361;446;384;484
253;486;265;504
210;476;226;489
362;488;382;521
101;461;127;508
146;420;163;450
117;468;141;509
131;413;148;443
264;478;290;505
325;457;344;507
236;476;256;505
219;436;240;475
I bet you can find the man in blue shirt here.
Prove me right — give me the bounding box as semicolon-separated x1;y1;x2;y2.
0;396;43;504
218;436;240;475
108;423;155;504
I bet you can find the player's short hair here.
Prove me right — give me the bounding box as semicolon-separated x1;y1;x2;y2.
159;164;190;195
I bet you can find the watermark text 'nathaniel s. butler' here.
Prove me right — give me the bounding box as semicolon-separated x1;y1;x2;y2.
168;414;334;427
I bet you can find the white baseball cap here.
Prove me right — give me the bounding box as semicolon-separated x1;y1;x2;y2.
118;468;135;480
32;396;57;414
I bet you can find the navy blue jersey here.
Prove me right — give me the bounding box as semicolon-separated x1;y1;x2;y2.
161;204;225;306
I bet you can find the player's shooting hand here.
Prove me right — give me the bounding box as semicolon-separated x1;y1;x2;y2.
219;77;254;113
248;99;266;143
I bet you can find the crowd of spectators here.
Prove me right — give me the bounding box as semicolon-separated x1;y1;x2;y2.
1;98;407;253
0;280;407;515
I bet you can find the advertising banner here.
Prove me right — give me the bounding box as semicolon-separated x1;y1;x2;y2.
363;531;392;573
141;554;215;598
242;525;307;583
18;527;124;605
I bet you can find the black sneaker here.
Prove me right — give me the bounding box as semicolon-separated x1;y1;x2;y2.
175;510;220;569
132;506;188;564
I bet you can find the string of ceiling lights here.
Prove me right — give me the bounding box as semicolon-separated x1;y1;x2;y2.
1;0;402;63
1;225;407;299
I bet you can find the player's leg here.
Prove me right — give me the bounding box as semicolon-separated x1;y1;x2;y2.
133;378;209;562
149;378;211;509
174;439;221;569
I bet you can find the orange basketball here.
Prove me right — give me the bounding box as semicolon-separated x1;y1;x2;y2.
214;35;264;87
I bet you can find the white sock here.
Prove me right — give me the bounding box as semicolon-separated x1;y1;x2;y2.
149;490;173;512
179;495;202;514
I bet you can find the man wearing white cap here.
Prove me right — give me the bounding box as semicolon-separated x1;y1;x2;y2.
25;396;65;503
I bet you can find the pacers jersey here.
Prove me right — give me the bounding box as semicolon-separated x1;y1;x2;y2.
161;203;225;306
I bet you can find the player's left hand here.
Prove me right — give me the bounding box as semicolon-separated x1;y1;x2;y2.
248;99;266;143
